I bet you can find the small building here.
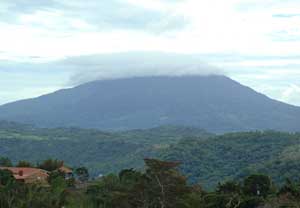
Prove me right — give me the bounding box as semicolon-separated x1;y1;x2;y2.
58;166;73;179
0;167;49;184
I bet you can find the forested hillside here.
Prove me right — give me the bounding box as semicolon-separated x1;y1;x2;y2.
163;131;300;189
1;121;300;189
0;121;211;176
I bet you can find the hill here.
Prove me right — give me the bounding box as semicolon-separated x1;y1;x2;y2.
0;76;300;132
162;131;300;189
1;121;300;189
0;121;211;175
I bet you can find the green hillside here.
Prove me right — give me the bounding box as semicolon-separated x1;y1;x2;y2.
0;121;211;176
1;121;300;190
162;131;300;189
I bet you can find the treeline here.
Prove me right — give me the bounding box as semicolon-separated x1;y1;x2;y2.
0;122;209;176
2;121;300;189
0;157;89;178
163;131;300;188
1;158;300;207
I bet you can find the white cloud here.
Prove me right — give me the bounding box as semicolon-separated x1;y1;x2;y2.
61;52;224;85
220;59;300;68
281;85;300;106
1;0;300;59
0;0;300;106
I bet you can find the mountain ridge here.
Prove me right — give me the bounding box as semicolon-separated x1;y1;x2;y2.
0;75;299;133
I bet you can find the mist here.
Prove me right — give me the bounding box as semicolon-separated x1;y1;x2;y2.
56;52;225;85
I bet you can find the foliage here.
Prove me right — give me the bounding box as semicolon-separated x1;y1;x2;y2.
0;157;13;167
0;122;211;177
75;167;89;182
48;170;66;184
1;157;300;207
1;121;300;191
16;160;33;167
162;131;300;189
38;159;64;172
0;169;15;186
243;175;273;197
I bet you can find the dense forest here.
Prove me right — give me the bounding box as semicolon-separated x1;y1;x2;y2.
1;121;300;190
0;121;211;176
163;131;300;189
2;157;300;208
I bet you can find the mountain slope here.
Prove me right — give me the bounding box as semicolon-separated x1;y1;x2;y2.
162;131;300;189
0;121;211;175
0;75;299;132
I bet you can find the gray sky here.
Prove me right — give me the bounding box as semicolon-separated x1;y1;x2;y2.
0;0;300;106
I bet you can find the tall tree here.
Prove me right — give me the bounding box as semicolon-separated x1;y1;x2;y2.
130;159;190;208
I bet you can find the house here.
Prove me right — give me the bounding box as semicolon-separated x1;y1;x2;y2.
0;167;49;184
58;166;73;179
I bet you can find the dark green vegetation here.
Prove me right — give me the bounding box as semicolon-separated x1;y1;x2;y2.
2;158;300;208
0;158;85;208
1;121;300;191
1;76;300;132
0;121;211;176
163;131;300;189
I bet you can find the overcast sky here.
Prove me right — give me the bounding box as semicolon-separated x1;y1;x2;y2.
0;0;300;106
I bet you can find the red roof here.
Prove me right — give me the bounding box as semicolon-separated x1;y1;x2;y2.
0;167;49;180
58;166;73;174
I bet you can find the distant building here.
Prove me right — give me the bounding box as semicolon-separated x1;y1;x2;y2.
0;167;49;184
58;166;73;179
